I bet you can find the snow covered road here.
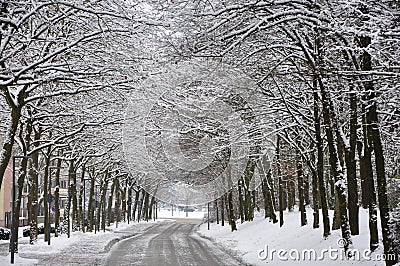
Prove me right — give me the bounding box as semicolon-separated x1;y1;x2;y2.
106;218;244;266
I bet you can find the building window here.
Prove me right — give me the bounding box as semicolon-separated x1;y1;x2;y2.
60;180;66;189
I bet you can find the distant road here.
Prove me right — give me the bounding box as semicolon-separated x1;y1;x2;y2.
105;218;244;266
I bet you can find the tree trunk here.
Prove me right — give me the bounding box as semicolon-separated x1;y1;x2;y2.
148;196;155;220
266;170;276;210
287;180;295;212
28;125;39;244
361;33;395;264
282;181;288;211
276;135;284;227
261;170;278;223
107;178;115;226
313;48;330;237
220;197;225;227
142;192;149;222
310;144;320;229
304;174;310;205
68;160;76;233
43;146;51;242
115;178;121;226
71;166;78;231
311;170;319;229
345;89;359;235
79;165;87;231
121;180;127;222
100;178;109;231
332;189;341;231
127;186;132;223
237;179;244;223
88;172;95;232
319;77;352;249
0;105;21;188
215;200;219;224
132;187;140;221
224;194;230;225
242;177;249;221
11;157;29;253
297;155;307;226
137;189;146;222
359;104;379;251
54;157;62;237
227;190;237;231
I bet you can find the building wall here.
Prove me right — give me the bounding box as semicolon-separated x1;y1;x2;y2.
0;160;13;227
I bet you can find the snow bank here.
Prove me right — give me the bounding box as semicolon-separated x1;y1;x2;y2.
0;254;38;266
198;207;389;265
0;221;157;265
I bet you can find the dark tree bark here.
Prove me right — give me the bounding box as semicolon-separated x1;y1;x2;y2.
27;123;39;244
310;143;320;229
227;190;237;231
142;191;149;222
54;157;62;237
282;182;288;211
261;170;278;223
121;179;127;222
237;179;244;223
241;176;248;221
220;197;225;227
223;195;229;224
360;33;395;265
319;77;352;249
296;155;307;226
242;159;258;222
69;160;77;232
332;189;341;231
70;160;80;231
277;135;284;227
251;189;256;213
328;174;335;209
137;189;146;222
43;146;51;241
78;166;85;231
132;187;140;221
11;157;29;253
107;177;116;226
88;171;95;232
0;89;24;187
359;106;379;251
149;196;156;220
358;137;369;209
114;178;121;225
100;177;109;231
304;174;310;205
215;200;219;224
127;186;132;223
287;180;295;212
266;169;276;210
312;34;330;237
345;89;359;235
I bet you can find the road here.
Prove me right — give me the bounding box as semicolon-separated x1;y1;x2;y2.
105;218;244;266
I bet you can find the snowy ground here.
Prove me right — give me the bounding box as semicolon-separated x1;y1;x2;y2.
197;207;392;265
0;208;396;265
0;208;205;265
0;221;158;265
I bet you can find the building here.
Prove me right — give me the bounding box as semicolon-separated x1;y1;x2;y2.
0;158;14;227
